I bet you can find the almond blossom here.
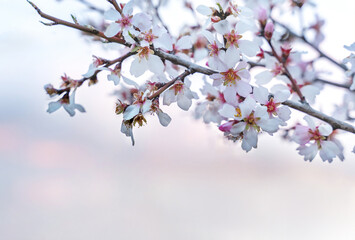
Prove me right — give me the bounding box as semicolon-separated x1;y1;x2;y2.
47;89;85;117
162;78;198;111
219;96;280;152
292;116;344;162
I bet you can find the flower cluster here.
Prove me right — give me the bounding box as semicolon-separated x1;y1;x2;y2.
32;0;355;162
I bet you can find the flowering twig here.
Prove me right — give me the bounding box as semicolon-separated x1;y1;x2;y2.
267;39;306;103
148;70;192;100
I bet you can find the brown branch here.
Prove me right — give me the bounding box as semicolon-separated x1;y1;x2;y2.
282;100;355;133
107;0;122;14
27;1;128;46
148;70;192;100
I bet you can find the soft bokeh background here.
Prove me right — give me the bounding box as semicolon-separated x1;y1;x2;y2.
1;0;355;239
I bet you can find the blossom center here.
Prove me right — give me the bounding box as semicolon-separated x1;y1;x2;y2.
224;30;242;48
138;46;153;60
221;68;240;86
118;15;132;28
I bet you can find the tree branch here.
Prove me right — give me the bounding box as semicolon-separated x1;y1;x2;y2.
282;100;355;133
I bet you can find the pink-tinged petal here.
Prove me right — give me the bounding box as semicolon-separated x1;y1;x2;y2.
276;106;291;122
258;118;279;133
108;73;120;85
303;115;316;130
132;13;152;32
244;128;258;148
318;124;333;136
239;95;255;117
63;104;75;117
223;86;239;105
255;70;273;85
176;35;192;50
163;90;176;106
47;101;62;114
177;94;192;111
104;9;120;21
142;100;152;114
230;122;247;135
235;80;252;97
157;111;171;127
293;125;311;144
104;23;120;38
123;105;140;120
239;40;258;57
297;144;318;161
122;0;134;16
225;46;240;68
130;58;148;77
154;33;173;51
213;20;230;35
253;86;268;104
196;5;212;15
148;55;165;75
218;103;237;119
274;90;290;103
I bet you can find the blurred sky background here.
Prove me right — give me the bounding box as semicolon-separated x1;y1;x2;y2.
1;0;355;239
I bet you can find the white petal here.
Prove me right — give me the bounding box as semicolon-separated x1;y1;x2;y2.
142;100;152;114
253;86;268;104
230;122;247;135
255;70;273;85
239;40;258;57
148;55;165;74
258;118;279;133
122;75;139;89
132;13;152;32
123;105;140;120
130;57;148;77
63;104;75;117
304;115;316;130
108;73;120;85
104;23;120;38
239;95;255;117
276;106;291;122
177;94;192;111
223;86;238;105
157;111;172;127
235;80;252;97
162;90;176;106
47;101;62;114
82;64;96;78
176;35;192;50
154;33;173;51
225;46;240;68
274;90;290;103
74;104;86;113
244;128;258;148
104;9;120;21
218;103;238;119
213;20;230;35
319;124;333;136
196;5;212;15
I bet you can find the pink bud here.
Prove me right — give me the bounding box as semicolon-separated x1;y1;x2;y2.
264;21;274;40
258;8;267;27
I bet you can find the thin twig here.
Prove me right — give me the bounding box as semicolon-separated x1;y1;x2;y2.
314;78;353;91
148;70;191;100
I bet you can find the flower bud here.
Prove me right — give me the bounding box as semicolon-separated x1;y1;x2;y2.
264;21;274;40
258;8;268;28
